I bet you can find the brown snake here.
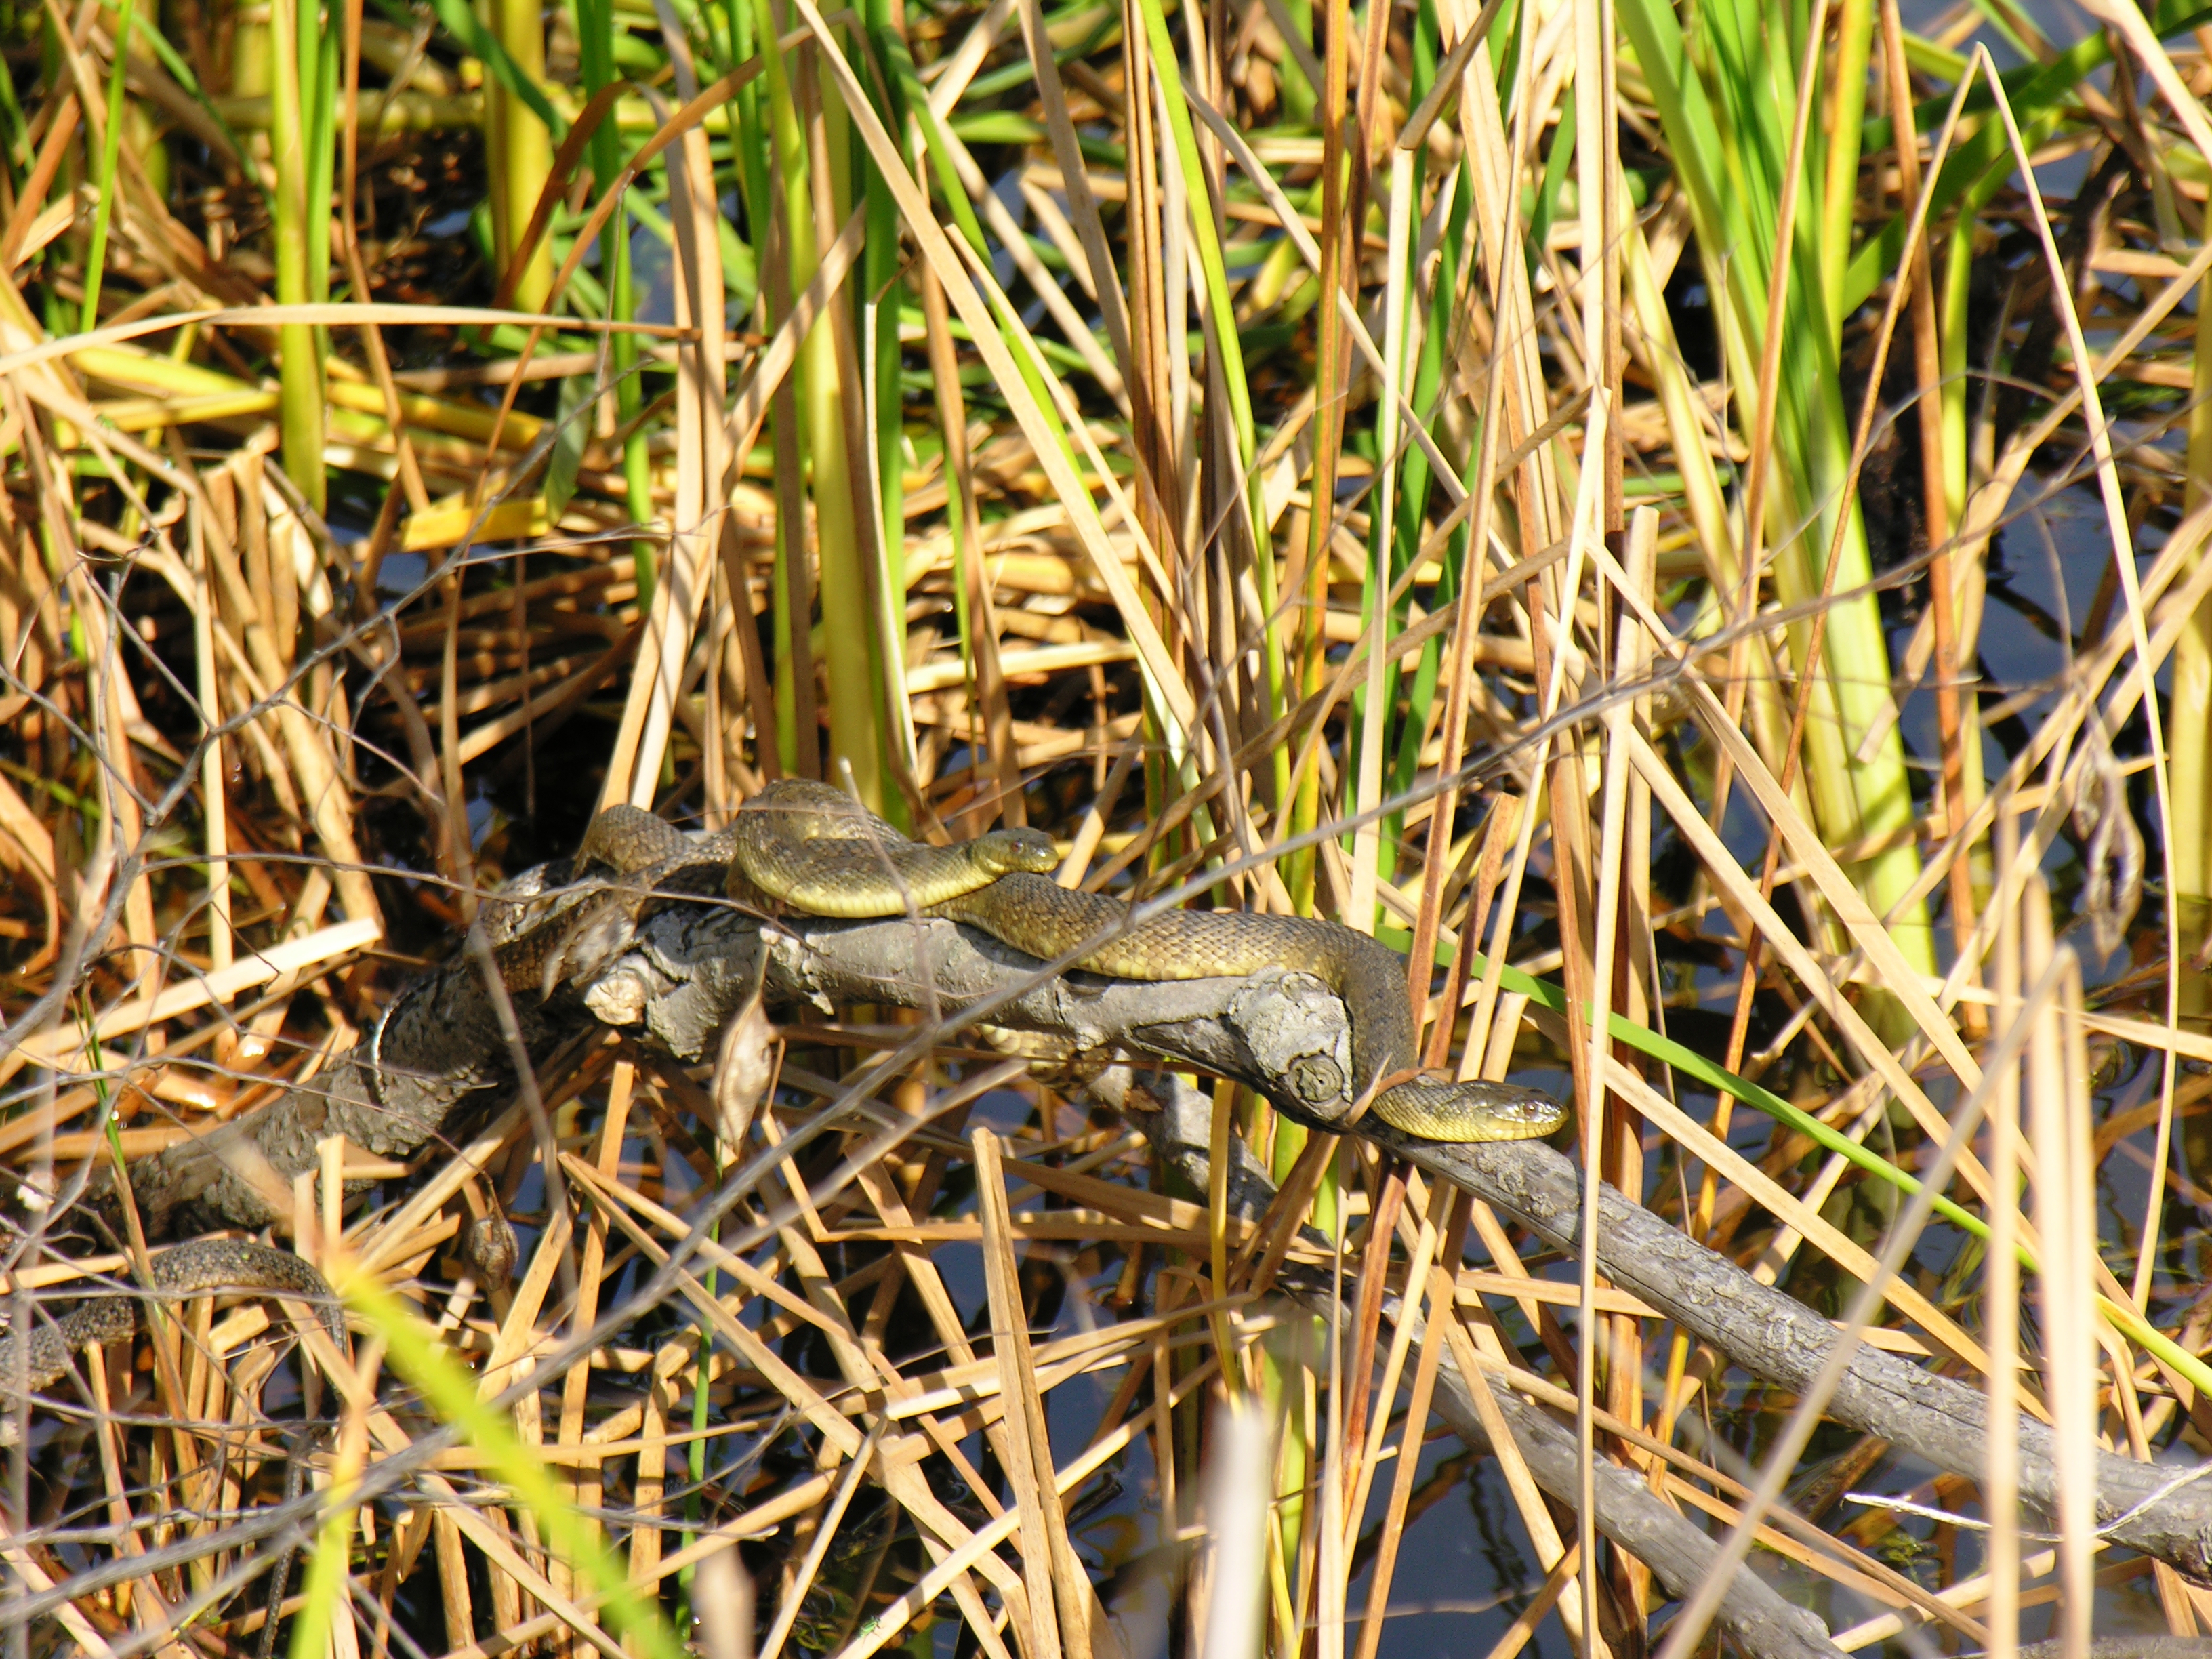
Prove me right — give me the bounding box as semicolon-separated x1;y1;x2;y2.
2;1239;341;1395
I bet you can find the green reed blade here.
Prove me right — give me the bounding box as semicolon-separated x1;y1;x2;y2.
754;0;893;806
1126;0;1286;827
573;0;647;600
79;0;132;335
427;0;568;136
285;1446;357;1659
1619;0;1935;981
269;0;325;512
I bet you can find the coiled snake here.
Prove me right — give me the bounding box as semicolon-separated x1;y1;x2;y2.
544;780;1564;1145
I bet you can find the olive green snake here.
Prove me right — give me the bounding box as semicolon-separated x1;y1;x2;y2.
537;780;1564;1145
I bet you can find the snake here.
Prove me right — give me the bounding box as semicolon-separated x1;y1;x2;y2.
0;1242;343;1656
1;1239;343;1395
506;789;1063;1000
546;780;1564;1145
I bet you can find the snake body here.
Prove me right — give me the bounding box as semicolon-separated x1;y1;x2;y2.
728;792;1061;914
714;781;1563;1145
520;792;1061;994
928;874;1563;1140
3;1240;342;1394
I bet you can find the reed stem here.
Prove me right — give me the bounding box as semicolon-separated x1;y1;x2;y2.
269;0;325;512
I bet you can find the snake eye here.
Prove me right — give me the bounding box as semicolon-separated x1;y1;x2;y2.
986;827;1060;874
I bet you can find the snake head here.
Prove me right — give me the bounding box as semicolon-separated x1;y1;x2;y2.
1451;1080;1570;1139
975;827;1060;877
1370;1073;1569;1142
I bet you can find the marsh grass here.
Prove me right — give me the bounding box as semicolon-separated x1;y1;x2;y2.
0;0;2205;1654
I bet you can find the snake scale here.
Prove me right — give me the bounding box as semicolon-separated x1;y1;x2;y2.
533;779;1565;1144
3;1240;342;1395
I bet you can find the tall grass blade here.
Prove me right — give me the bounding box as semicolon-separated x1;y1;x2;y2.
269;0;325;512
331;1261;687;1659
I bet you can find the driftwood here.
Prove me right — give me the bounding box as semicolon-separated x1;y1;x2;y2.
104;868;1379;1235
95;855;590;1236
79;853;2212;1639
1354;1123;2212;1582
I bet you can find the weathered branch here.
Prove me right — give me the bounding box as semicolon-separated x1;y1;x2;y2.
1358;1123;2212;1583
104;871;1353;1233
104;859;588;1235
1105;1066;1847;1659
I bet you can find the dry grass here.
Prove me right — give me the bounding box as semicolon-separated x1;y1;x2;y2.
0;0;2207;1656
